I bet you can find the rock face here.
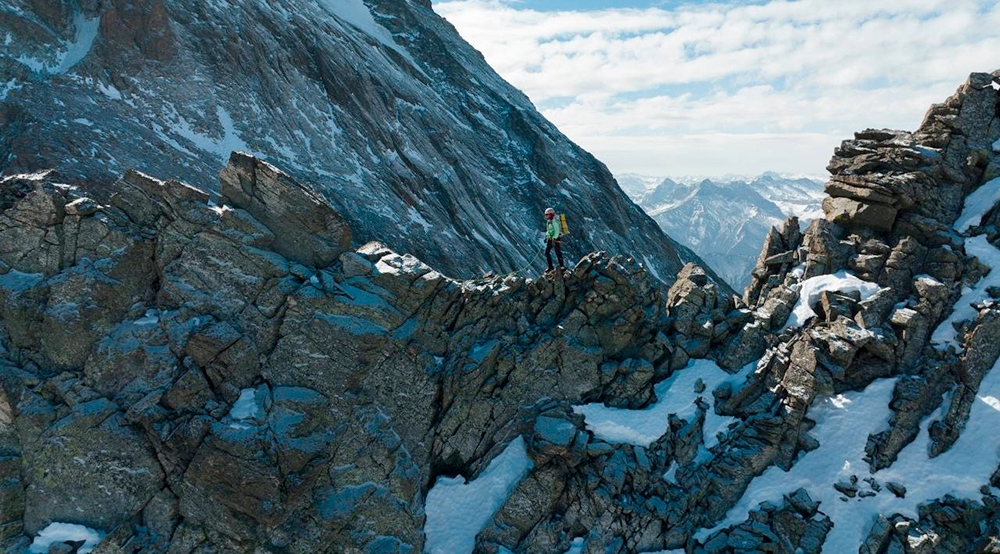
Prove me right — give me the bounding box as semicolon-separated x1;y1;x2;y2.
0;0;700;282
731;71;1000;553
0;155;740;552
1;36;999;554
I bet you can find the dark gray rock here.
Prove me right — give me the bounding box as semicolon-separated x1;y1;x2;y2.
823;196;898;231
20;400;164;534
219;153;351;268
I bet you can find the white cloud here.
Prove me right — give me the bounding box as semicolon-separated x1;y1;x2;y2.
436;0;1000;176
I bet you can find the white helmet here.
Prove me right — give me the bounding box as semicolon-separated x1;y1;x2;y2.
544;207;555;216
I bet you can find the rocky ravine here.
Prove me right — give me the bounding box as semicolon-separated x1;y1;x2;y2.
0;0;702;282
0;70;999;554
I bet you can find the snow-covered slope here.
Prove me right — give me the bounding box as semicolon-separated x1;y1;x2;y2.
623;174;825;289
0;0;700;282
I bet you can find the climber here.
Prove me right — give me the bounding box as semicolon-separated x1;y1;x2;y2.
544;207;564;272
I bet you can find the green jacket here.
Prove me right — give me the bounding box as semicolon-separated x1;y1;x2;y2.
546;218;561;240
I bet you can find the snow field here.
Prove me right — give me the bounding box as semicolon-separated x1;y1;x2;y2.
699;347;1000;550
424;436;534;554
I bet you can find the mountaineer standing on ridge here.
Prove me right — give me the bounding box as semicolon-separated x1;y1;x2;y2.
544;207;565;272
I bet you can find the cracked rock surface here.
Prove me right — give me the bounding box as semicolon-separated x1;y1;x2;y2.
0;153;740;553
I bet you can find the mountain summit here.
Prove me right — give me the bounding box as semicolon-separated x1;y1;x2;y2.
0;0;699;281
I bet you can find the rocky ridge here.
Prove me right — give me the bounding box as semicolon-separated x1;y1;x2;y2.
0;152;740;553
0;69;999;553
466;70;1000;553
0;0;702;282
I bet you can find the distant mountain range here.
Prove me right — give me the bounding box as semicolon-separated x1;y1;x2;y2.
619;172;827;289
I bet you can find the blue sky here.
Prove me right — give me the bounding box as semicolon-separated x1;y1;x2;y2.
435;0;1000;178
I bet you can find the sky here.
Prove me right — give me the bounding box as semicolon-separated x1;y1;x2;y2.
434;0;1000;178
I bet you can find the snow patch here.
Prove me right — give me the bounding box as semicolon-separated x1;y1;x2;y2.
315;0;422;73
954;176;1000;233
57;12;100;73
642;255;662;281
407;207;432;232
229;388;262;420
0;79;21;101
97;82;122;100
930;235;1000;351
993;138;1000;153
424;436;534;554
161;105;250;163
133;309;159;326
783;271;882;330
564;537;585;554
573;359;754;447
17;12;100;75
29;522;104;554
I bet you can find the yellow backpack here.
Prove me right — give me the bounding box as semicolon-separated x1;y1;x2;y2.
559;213;570;235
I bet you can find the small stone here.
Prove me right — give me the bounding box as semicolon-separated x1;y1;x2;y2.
785;488;820;517
886;481;907;498
834;479;859;497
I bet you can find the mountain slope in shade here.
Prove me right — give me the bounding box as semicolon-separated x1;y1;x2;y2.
0;0;707;284
623;173;825;289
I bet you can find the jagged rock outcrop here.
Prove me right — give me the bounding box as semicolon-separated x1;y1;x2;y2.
697;489;831;554
0;0;705;282
860;495;1000;554
722;71;1000;553
352;69;1000;554
0;153;739;553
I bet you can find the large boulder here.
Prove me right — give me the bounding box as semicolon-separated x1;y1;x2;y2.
219;152;351;268
822;196;898;232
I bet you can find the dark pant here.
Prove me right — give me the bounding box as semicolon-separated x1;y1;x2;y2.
546;239;564;270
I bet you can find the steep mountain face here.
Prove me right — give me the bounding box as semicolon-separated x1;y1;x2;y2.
0;0;697;281
2;71;1000;554
630;175;825;289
